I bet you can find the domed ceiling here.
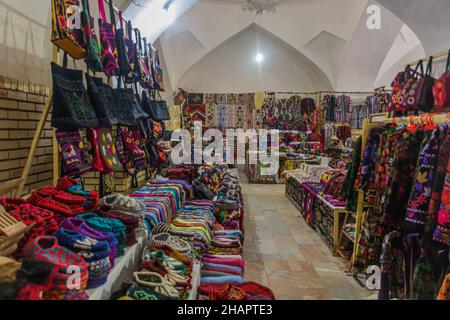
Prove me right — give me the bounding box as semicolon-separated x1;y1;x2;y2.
1;0;450;93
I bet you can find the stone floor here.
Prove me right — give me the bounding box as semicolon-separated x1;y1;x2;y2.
240;173;376;300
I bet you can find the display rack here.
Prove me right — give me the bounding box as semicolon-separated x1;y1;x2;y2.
347;112;449;274
15;0;136;197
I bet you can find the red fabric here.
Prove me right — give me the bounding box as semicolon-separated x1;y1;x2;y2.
27;192;75;217
199;282;275;300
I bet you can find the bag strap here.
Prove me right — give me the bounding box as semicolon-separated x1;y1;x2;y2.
119;11;124;30
446;50;450;71
127;20;133;41
415;59;424;77
82;0;92;17
109;0;116;30
143;37;148;56
135;28;142;51
98;0;107;23
426;56;433;76
63;52;69;68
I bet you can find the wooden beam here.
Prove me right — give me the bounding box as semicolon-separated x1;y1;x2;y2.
0;178;25;196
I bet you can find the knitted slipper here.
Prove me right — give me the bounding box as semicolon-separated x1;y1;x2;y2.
126;284;179;301
27;193;74;216
55;227;110;255
139;259;167;277
101;194;145;215
133;271;179;299
151;223;193;239
151;233;192;255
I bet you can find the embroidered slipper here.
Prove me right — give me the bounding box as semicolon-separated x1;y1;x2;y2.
101;194;145;215
151;233;192;255
133;271;179;299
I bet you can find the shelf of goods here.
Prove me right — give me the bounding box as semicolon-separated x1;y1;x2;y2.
285;169;348;254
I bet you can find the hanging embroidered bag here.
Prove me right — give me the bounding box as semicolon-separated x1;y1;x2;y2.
97;0;119;77
81;0;102;72
416;57;436;112
152;49;165;91
89;128;122;173
51;0;86;59
397;60;423;110
141;37;154;89
51;58;99;130
432;51;450;111
56;130;92;176
387;67;408;112
86;73;119;126
124;21;140;84
111;7;131;76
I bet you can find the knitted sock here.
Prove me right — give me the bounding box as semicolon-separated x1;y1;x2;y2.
27;192;74;216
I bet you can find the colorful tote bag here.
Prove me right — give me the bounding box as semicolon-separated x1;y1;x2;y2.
387;67;408;112
51;0;86;59
416;57;436;112
86;73;119;126
90;128;122;173
139;37;153;89
397;60;424;110
433;51;450;112
81;0;102;72
51;60;99;130
56;130;92;176
97;0;119;77
111;7;131;76
124;21;140;84
153;49;165;91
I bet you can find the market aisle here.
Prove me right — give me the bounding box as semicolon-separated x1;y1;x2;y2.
240;172;375;300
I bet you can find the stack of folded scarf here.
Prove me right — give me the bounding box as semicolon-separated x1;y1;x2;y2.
0;197;59;258
170;201;216;253
200;253;245;285
56;225;111;289
22;236;89;300
77;213;127;257
98;206;140;246
208;230;243;256
57;177;99;212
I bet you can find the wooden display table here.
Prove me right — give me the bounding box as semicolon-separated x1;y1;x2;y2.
285;175;347;255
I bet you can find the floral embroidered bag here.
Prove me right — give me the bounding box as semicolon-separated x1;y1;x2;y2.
432;51;450;111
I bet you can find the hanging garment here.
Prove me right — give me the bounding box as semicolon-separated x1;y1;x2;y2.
378;230;407;300
356;126;385;190
323;95;337;122
382;130;427;227
406;127;447;228
336;95;351;123
349;104;368;129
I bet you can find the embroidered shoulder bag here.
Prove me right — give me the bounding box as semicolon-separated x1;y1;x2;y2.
97;0;119;77
433;51;450;111
51;0;86;59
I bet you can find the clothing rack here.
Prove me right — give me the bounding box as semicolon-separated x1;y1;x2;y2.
347;111;449;275
407;49;449;67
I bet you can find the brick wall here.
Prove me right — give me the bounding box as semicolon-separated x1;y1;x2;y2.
0;75;53;196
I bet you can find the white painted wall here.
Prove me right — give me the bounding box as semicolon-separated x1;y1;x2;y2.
177;24;333;93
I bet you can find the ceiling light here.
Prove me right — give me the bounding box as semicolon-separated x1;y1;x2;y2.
256;53;264;63
242;0;281;15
